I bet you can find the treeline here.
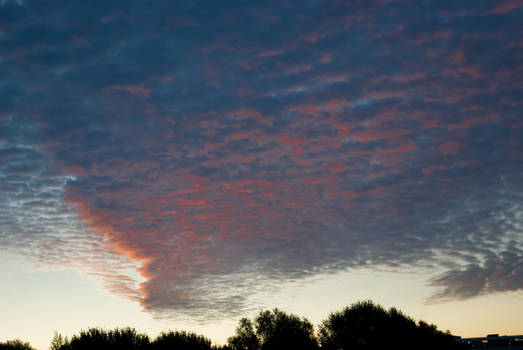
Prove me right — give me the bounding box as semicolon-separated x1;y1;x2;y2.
0;300;463;350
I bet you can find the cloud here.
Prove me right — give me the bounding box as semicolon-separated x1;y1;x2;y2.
0;118;142;301
1;0;25;6
0;0;522;320
429;200;523;301
104;85;152;99
488;0;523;14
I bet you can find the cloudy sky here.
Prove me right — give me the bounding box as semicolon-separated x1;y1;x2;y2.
1;0;522;348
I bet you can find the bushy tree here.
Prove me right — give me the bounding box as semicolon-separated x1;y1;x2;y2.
152;330;213;350
0;339;35;350
214;346;232;350
319;300;390;349
4;301;463;350
65;327;150;350
319;300;462;350
227;318;260;350
49;332;68;350
228;309;318;350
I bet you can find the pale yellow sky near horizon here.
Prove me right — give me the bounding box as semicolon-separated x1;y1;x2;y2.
1;253;522;350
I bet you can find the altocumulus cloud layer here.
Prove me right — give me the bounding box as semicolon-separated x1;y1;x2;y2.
0;0;522;319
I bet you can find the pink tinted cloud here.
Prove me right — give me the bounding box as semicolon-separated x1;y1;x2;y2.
5;0;521;319
355;128;411;142
104;85;152;99
259;48;286;58
440;141;460;155
446;114;498;130
488;0;523;14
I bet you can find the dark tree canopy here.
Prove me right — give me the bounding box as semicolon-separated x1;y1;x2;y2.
0;340;35;350
152;331;213;350
318;300;462;350
228;309;318;350
3;300;464;350
55;327;150;350
228;318;260;350
50;327;227;350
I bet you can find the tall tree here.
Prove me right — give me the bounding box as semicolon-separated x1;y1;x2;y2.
49;332;68;350
227;318;260;350
319;300;462;350
228;309;318;350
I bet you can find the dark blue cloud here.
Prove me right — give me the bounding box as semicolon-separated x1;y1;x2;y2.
0;0;522;319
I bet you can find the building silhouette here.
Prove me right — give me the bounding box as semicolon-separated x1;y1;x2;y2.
457;334;523;349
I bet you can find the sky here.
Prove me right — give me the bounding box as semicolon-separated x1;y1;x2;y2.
0;0;522;348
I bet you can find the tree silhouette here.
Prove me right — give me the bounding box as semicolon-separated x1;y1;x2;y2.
49;332;68;350
2;300;465;350
152;330;213;350
62;327;150;350
228;309;318;350
0;339;35;350
227;318;260;350
319;300;462;350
